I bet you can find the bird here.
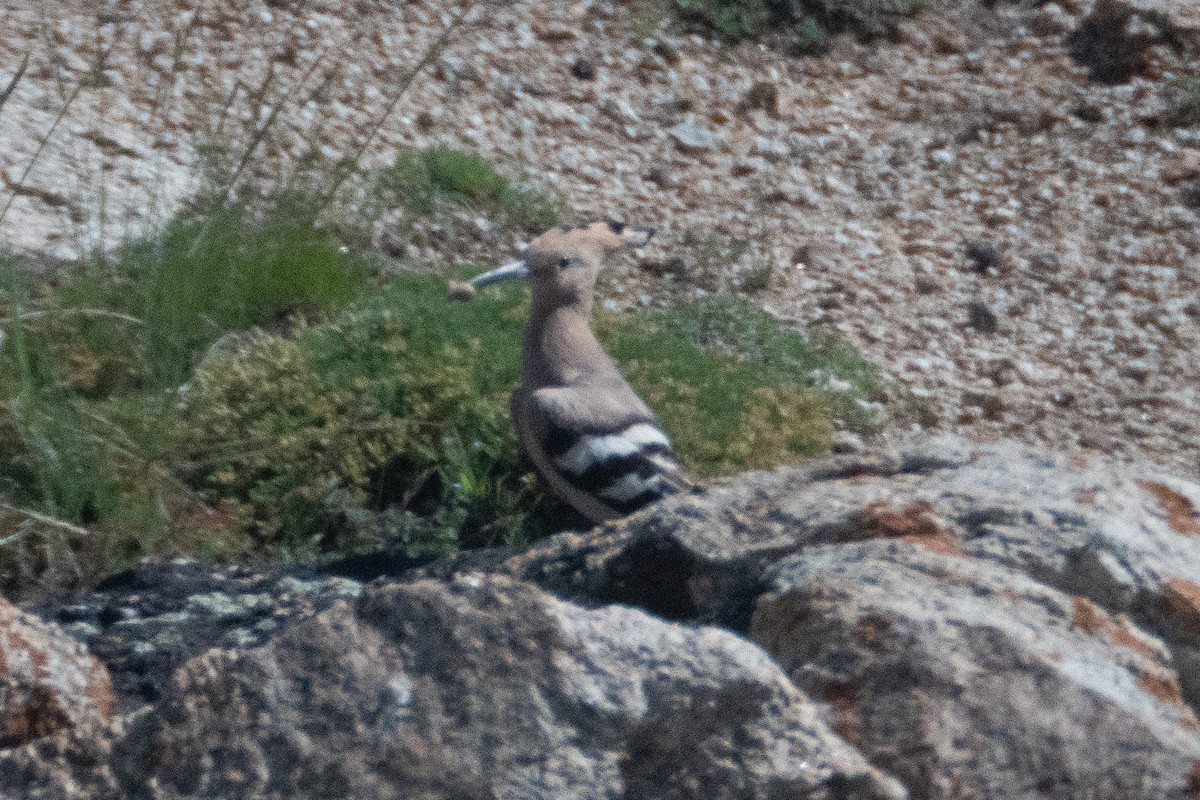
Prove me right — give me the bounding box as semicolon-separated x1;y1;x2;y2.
450;220;690;524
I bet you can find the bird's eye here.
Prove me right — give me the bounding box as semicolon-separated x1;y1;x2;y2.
559;258;571;268
608;220;625;234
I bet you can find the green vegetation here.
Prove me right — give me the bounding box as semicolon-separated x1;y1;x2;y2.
0;192;365;598
178;276;531;560
71;193;363;388
0;123;882;602
674;0;770;41
603;294;882;470
1;216;882;601
382;147;561;234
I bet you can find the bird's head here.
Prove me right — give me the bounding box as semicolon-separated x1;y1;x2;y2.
451;220;654;311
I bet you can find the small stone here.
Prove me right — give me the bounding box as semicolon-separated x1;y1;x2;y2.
651;39;680;64
964;390;1005;420
966;299;999;333
642;166;675;188
1120;359;1153;384
570;57;595;80
1162;150;1200;185
739;81;778;115
831;431;866;454
964;241;1003;275
915;274;940;294
990;358;1018;386
669;121;721;154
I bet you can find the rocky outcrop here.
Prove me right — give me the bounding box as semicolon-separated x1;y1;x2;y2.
0;597;112;749
3;436;1200;798
4;576;900;800
755;542;1199;798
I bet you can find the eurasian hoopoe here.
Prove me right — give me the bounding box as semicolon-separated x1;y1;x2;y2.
451;220;690;523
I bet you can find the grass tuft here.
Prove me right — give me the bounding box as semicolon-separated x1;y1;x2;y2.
62;191;363;388
383;147;561;234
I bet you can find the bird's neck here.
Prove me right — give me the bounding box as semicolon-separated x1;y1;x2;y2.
523;302;613;387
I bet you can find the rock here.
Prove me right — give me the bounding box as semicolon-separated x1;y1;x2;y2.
963;388;1005;419
569;56;595;80
1125;0;1200;36
966;298;1000;333
8;437;1200;798
113;576;902;800
44;561;362;709
752;540;1200;798
0;597;113;749
963;240;1003;275
642;165;676;188
831;431;866;454
914;273;940;294
1160;149;1200;185
1066;0;1159;84
650;39;681;65
423;437;1200;701
669;120;722;154
739;80;778;115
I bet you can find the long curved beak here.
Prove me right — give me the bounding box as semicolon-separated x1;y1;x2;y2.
469;259;529;287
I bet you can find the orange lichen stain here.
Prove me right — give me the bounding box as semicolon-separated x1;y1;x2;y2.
823;682;863;746
1069;451;1095;469
86;663;115;718
1163;578;1200;634
1071;596;1108;635
1136;668;1184;706
1000;588;1026;606
1137;480;1200;536
856;500;963;554
1187;761;1200;795
1071;596;1159;662
1075;489;1099;506
851;613;893;647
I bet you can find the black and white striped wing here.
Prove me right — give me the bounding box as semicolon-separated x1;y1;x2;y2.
515;387;689;523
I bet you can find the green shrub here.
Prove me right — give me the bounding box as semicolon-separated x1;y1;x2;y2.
384;147;560;234
0;191;365;597
0;311;181;598
675;0;770;40
615;294;881;426
0;242;883;594
600;298;847;475
93;192;363;387
179;275;533;559
179;280;879;561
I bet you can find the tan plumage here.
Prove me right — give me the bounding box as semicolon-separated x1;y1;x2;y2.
457;221;689;523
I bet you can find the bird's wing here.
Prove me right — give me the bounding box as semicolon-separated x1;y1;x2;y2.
513;385;690;523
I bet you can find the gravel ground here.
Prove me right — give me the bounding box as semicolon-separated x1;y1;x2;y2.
1;0;1198;477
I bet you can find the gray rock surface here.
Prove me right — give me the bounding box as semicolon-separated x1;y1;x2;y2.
4;576;902;800
443;439;1200;684
4;436;1200;798
753;540;1200;799
0;597;113;748
45;561;362;711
